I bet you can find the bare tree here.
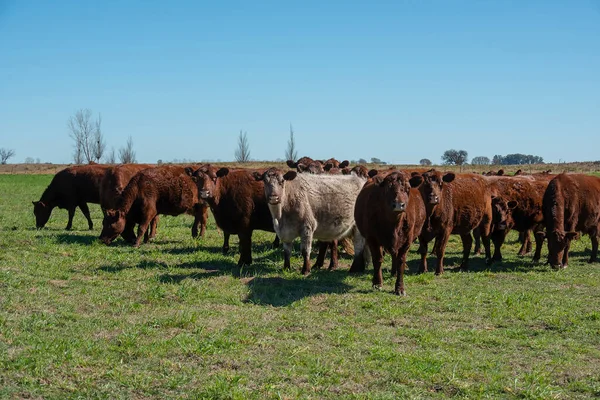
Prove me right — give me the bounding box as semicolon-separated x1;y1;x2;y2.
68;109;106;163
25;157;35;164
119;136;136;163
285;124;298;161
0;148;15;164
105;146;116;164
235;130;251;163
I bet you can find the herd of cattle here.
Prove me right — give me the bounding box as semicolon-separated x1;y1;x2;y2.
31;157;600;295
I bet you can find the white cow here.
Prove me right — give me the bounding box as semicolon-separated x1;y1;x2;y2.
254;167;367;275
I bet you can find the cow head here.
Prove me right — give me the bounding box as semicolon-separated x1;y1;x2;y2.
254;167;297;205
342;165;369;179
191;165;223;201
32;201;52;229
491;196;517;231
297;161;324;174
99;209;126;245
546;230;579;268
420;171;455;205
379;171;423;213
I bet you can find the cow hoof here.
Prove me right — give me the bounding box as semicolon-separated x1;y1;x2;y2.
588;258;597;264
394;290;406;296
372;285;383;291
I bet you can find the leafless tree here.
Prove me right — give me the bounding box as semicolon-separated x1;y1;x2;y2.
0;148;15;164
285;124;298;161
119;136;136;163
105;147;116;164
25;157;35;164
68;109;106;163
234;130;251;163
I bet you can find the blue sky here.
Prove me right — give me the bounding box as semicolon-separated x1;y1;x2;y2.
1;0;599;164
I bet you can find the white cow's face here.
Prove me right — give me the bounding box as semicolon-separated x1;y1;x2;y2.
254;167;297;205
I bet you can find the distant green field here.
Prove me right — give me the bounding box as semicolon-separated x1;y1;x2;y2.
1;174;599;399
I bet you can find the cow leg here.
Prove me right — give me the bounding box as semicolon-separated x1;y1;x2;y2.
328;240;339;271
313;241;328;269
518;230;533;256
192;205;208;238
122;219;137;243
418;236;429;273
134;214;155;247
237;231;253;266
79;202;94;230
491;230;505;262
459;233;473;271
66;207;76;230
300;232;314;275
283;242;292;270
589;234;599;263
434;232;450;275
370;242;384;289
472;227;482;255
562;240;572;268
222;232;231;255
272;235;280;249
394;251;409;296
148;215;159;240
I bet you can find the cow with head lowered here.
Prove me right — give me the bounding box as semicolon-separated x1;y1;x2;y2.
541;173;600;268
33;164;109;230
254;167;367;275
351;170;426;295
418;171;493;274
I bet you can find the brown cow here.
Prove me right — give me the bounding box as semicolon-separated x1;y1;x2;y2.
191;165;276;266
351;170;426;295
99;165;206;247
286;156;325;174
32;164;109;230
418;171;493;274
541;173;600;268
484;175;550;262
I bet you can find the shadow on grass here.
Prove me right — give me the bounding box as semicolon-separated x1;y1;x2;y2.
158;269;227;283
54;233;98;245
244;270;353;307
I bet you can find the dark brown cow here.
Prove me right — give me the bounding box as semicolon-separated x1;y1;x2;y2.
541;173;600;268
418;171;493;274
191;165;276;266
351;170;426;295
286;156;325;174
484;175;550;262
32;164;109;230
99;165;206;247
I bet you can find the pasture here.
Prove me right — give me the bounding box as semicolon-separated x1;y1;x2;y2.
1;173;600;399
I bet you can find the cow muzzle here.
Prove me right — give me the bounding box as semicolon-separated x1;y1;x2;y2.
268;195;281;205
392;201;406;212
199;190;211;199
428;195;439;205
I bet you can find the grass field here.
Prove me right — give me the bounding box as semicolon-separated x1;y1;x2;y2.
1;174;600;399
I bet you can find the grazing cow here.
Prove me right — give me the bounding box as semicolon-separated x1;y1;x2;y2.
541;173;600;268
286;156;325;174
32;164;109;230
418;171;493;274
351;170;426;295
191;165;276;266
99;165;206;247
254;167;367;275
323;159;350;173
484;175;550;262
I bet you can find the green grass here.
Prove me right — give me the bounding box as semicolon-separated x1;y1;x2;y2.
1;174;599;399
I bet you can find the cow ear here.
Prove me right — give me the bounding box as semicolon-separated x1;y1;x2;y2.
252;171;263;181
507;200;518;209
368;169;378;178
566;231;579;240
324;163;333;171
286;160;297;169
341;167;350;175
497;169;504;176
442;173;455;183
339;160;349;168
184;167;194;176
216;168;229;178
514;169;522;176
283;171;297;181
409;175;423;188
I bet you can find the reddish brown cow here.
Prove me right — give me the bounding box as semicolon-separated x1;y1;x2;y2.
418;171;493;274
32;164;109;230
286;156;325;174
351;170;426;295
541;173;600;268
99;165;206;247
484;175;550;262
191;165;276;266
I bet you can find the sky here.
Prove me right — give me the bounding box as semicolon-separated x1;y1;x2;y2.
1;0;599;165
